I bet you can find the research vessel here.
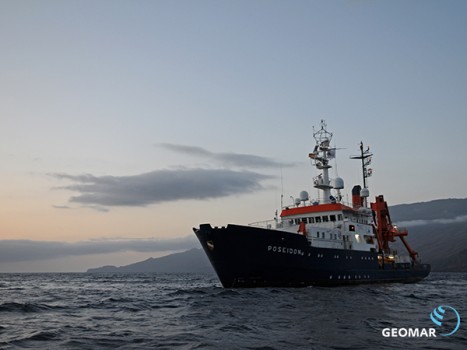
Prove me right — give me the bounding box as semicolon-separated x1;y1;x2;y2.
193;121;430;287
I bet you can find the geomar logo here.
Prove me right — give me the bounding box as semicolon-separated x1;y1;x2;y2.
382;305;461;338
430;305;461;337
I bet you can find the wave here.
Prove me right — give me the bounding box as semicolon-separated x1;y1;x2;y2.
0;301;62;313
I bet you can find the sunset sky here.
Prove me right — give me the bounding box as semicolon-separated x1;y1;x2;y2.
1;0;467;272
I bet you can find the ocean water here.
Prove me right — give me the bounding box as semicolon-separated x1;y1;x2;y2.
0;272;465;349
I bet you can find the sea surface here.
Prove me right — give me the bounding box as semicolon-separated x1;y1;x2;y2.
0;272;465;349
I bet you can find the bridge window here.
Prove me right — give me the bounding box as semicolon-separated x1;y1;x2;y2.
315;217;322;223
338;214;343;221
330;215;336;222
308;217;315;223
301;218;307;223
322;216;329;222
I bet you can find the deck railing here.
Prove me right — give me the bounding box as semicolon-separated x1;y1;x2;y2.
248;220;277;229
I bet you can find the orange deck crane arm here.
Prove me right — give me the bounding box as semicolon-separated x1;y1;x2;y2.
371;195;419;261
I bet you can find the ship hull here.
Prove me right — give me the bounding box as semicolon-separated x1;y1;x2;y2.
194;224;431;288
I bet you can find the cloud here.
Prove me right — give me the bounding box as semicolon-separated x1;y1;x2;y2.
160;143;295;168
51;168;272;207
0;236;199;263
52;205;71;209
396;214;467;227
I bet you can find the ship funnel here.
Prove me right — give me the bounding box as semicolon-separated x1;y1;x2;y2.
352;185;363;208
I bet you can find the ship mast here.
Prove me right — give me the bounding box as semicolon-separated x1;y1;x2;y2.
309;120;336;204
350;142;373;207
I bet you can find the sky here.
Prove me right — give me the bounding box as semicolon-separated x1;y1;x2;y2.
1;0;467;272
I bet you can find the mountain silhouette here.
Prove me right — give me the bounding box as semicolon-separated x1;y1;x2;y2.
87;248;214;273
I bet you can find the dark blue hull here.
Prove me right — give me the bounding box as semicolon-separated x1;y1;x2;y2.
194;224;431;288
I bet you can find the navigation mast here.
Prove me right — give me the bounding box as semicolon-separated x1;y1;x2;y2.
309;120;336;204
350;142;373;207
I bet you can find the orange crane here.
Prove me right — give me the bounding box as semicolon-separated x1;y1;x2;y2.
371;195;419;262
